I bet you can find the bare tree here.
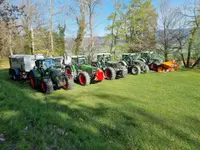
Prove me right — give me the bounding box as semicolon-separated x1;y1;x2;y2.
157;0;180;61
21;0;41;54
49;0;54;56
86;0;101;61
69;0;88;55
181;0;200;67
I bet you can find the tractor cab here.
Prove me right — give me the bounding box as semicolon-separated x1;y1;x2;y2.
35;58;56;70
122;53;141;64
71;55;87;66
97;53;111;63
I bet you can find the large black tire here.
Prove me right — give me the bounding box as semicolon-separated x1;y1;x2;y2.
143;65;150;73
78;72;91;86
41;79;54;94
131;65;141;75
9;69;13;80
63;77;74;90
121;66;128;78
9;69;18;81
104;67;116;80
29;71;36;88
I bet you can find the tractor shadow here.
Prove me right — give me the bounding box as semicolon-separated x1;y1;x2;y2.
0;68;200;149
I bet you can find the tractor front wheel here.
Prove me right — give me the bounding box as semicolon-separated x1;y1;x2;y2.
131;65;141;75
143;65;150;73
30;72;36;88
79;72;91;86
41;79;53;94
63;77;74;90
121;66;128;78
104;67;116;80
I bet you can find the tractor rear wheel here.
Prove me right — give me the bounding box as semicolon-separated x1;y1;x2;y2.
41;79;53;94
104;67;116;80
121;66;128;78
143;65;150;73
63;77;74;90
131;65;141;75
29;72;36;88
9;70;13;80
79;72;91;86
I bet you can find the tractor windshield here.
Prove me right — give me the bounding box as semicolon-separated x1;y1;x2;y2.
43;59;56;69
78;57;86;65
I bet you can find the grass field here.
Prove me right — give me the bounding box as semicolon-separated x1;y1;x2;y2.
0;61;200;150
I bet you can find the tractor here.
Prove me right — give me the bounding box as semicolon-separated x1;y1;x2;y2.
92;53;128;80
55;55;105;86
140;51;179;72
121;53;149;75
29;58;74;94
140;51;163;71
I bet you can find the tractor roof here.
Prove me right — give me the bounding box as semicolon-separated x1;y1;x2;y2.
97;53;111;55
141;51;154;54
122;53;137;56
9;54;43;59
71;55;86;58
54;56;63;59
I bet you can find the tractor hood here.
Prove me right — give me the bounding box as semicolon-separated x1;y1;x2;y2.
47;68;63;77
81;64;97;75
106;61;121;68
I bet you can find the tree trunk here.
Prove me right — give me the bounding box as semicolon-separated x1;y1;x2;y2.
9;28;13;55
180;52;186;67
75;0;87;55
49;0;54;56
186;27;197;67
31;25;35;54
192;57;200;68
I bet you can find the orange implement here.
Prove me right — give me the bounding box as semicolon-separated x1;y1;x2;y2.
159;61;179;72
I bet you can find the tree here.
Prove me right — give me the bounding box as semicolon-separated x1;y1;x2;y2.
69;0;88;55
182;0;200;67
157;0;181;61
86;0;101;61
106;0;157;54
0;0;23;56
20;0;41;54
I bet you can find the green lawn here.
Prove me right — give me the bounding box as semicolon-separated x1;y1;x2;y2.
0;65;200;149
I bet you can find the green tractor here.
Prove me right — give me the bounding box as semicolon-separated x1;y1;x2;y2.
140;51;163;71
121;53;149;75
61;55;105;86
29;58;74;94
92;53;128;80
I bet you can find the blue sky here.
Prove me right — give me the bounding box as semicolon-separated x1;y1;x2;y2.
90;0;185;37
12;0;185;37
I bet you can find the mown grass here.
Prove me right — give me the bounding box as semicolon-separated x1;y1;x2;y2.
0;62;200;149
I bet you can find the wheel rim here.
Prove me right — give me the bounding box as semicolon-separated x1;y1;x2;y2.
105;69;112;79
30;76;35;87
132;67;137;74
65;69;71;75
79;74;86;85
41;81;46;93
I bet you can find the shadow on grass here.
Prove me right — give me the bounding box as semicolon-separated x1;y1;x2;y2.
0;68;200;149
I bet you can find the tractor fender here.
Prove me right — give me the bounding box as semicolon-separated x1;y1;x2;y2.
132;60;144;67
138;58;146;63
119;61;127;67
29;69;41;78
